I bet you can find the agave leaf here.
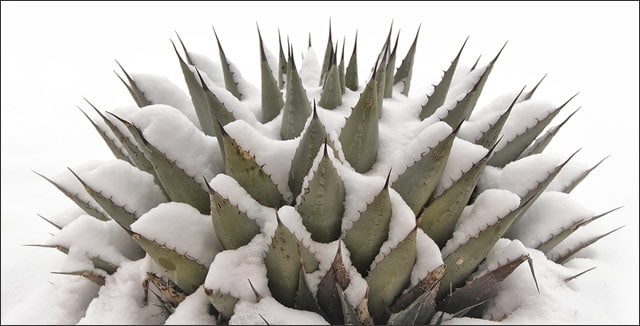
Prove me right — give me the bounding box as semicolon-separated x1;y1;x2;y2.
297;143;345;243
461;43;506;121
474;88;523;149
470;54;482;72
213;28;242;100
289;104;328;199
281;47;312;140
338;38;346;94
51;270;106;286
393;124;458;215
27;244;119;274
488;93;578;167
388;288;432;325
344;174;392;275
317;244;351;323
319;20;333;86
36;213;62;230
114;60;152;107
105;112;170;199
265;215;304;307
384;32;399;98
258;27;284;122
339;72;379;173
32;170;109;221
133;233;208;294
123;121;210;214
565;266;597;282
520;74;547;102
374;48;387;118
419;37;468;120
518;107;580;159
205;180;260;250
320;62;343;110
438;254;528;313
337;283;359;325
418;142;496;247
277;29;287;90
204;287;238;322
536;207;622;253
196;69;237;166
441;61;494;128
175;32;194;65
67;168;137;233
562;155;609;193
366;227;418;324
437;196;534;299
551;226;624;264
78;106;129;163
345;31;359;91
295;257;324;315
394;25;420;96
388;264;445;324
221;124;284;208
513;150;581;225
172;40;215;136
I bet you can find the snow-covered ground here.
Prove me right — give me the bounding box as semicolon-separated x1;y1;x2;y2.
2;2;638;324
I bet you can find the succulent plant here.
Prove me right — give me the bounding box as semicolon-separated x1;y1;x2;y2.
33;22;622;324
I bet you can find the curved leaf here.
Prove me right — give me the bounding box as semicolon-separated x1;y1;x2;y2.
489;93;578;167
345;31;359;91
419;37;467;120
418;143;495;247
281;48;312;140
133;233;208;294
258;27;284;122
124;121;210;214
221;124;284;208
213;28;242;100
205;180;260;250
393;124;458;215
289;104;328;199
339;71;379;173
297;144;345;243
344;174;392;275
366;227;418;324
394;25;420;96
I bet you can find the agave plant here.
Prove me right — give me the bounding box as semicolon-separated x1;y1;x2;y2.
33;22;622;324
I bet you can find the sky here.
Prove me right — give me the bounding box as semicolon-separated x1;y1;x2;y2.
1;1;638;324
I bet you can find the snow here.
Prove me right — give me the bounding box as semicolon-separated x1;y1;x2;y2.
78;257;167;324
132;73;201;128
128;104;224;189
493;99;558;152
507;191;593;249
49;215;143;266
441;189;521;258
164;286;217;325
470;238;528;281
230;297;329;325
224;119;298;201
477;152;561;197
2;3;638;326
435;137;488;196
131;202;221;266
74;159;167;217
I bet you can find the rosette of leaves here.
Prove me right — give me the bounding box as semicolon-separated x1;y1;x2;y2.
33;22;622;325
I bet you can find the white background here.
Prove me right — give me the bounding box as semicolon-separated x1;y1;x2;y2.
2;1;638;323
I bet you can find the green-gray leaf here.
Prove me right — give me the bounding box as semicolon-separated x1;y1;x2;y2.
344;174;392;275
366;227;417;324
339;71;379;173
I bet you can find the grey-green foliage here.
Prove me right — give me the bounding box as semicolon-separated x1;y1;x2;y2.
38;24;620;326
